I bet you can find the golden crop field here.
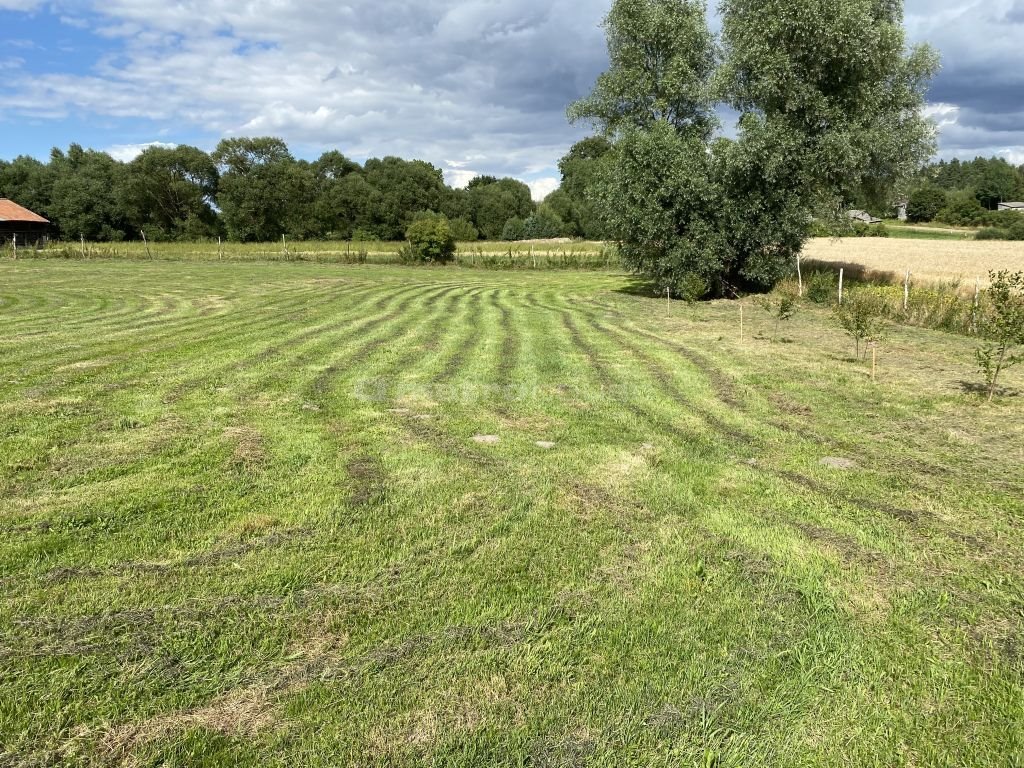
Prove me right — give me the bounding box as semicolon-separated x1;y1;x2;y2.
803;237;1024;286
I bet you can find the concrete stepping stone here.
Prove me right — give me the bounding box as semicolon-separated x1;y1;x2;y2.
473;435;500;445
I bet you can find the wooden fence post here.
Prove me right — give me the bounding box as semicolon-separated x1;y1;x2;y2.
838;268;844;305
11;234;16;260
797;253;803;297
141;229;152;260
903;270;911;312
80;234;86;259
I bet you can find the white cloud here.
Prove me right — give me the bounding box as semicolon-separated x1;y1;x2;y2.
105;141;177;162
528;177;560;202
0;0;606;182
444;168;478;189
2;0;1023;179
924;102;960;127
0;0;44;9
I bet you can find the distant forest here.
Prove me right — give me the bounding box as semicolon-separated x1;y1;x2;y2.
4;139;1023;243
904;157;1024;227
0;137;612;243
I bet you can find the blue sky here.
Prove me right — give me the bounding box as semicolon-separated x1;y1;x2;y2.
2;1;1023;199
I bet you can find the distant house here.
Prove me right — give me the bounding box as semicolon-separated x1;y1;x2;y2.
0;199;50;246
997;202;1024;212
847;209;882;225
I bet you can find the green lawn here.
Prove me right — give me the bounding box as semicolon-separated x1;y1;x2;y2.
1;261;1022;767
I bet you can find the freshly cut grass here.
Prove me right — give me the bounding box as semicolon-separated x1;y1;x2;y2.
803;237;1024;286
1;260;1022;767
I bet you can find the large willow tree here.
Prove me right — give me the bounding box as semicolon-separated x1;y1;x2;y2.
570;0;939;296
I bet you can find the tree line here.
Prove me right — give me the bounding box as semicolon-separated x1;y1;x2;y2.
0;138;609;244
905;157;1024;234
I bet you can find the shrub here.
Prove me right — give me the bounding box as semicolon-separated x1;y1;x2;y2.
805;270;838;304
936;191;988;226
976;270;1024;400
976;228;1010;241
1008;219;1024;241
448;217;479;242
351;228;380;242
810;220;889;238
523;205;566;239
759;290;798;340
834;290;887;359
906;186;947;223
404;213;456;263
501;217;527;241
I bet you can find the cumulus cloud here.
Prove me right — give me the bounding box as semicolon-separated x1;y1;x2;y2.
105;141;177;162
906;0;1024;161
528;177;560;201
0;0;609;183
0;0;44;9
0;0;1021;182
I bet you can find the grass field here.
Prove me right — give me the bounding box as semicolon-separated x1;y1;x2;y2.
1;260;1023;767
883;224;977;241
26;239;613;270
803;237;1024;286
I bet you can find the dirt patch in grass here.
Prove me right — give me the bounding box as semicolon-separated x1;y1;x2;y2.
346;454;387;508
101;631;348;763
223;426;267;469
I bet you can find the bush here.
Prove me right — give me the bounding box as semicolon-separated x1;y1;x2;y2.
976;270;1024;400
523;204;566;239
809;220;889;238
501;217;527;241
834;290;887;359
447;217;479;242
973;220;1024;241
351;228;380;242
976;228;1010;241
404;213;456;263
758;290;798;340
936;190;987;226
805;270;838;304
906;186;947;223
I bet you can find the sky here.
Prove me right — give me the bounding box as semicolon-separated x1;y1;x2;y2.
1;1;1022;200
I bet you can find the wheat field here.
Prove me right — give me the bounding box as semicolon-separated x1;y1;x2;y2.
803;237;1024;286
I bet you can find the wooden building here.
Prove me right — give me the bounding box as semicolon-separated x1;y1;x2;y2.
0;199;50;246
997;202;1024;212
847;209;882;225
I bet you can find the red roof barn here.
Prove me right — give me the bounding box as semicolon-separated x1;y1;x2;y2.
0;199;50;246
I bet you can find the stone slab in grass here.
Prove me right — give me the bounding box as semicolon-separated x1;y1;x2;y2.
535;441;556;450
473;435;501;445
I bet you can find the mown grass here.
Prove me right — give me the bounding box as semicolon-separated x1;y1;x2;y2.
1;260;1022;767
883;224;976;241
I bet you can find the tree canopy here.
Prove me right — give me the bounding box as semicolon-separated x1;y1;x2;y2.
0;139;557;243
571;0;939;295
